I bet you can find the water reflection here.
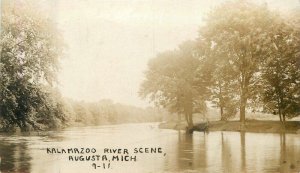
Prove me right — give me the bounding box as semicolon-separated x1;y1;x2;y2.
280;133;287;172
0;124;299;173
177;132;193;170
0;140;31;173
240;132;246;172
221;132;233;172
169;130;299;172
279;133;300;173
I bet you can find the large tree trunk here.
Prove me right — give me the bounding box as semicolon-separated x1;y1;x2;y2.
220;106;224;121
239;73;249;129
184;112;193;129
183;93;194;132
279;113;282;122
184;111;194;134
240;94;247;128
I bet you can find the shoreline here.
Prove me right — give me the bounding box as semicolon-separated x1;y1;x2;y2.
0;121;160;135
159;120;300;134
1;121;299;134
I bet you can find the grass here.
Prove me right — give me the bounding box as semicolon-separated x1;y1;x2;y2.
160;108;300;133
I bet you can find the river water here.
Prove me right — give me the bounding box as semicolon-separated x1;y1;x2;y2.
0;123;299;173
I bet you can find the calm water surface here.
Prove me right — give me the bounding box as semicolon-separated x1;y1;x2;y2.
0;123;299;173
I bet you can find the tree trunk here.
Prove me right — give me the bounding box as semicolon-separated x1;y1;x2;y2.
277;96;283;123
183;94;193;132
240;76;249;128
16;120;23;131
188;113;193;129
218;81;224;121
240;95;247;128
187;112;194;134
220;106;224;121
21;119;28;132
278;109;283;124
279;113;282;122
239;71;250;129
282;113;286;129
184;112;194;134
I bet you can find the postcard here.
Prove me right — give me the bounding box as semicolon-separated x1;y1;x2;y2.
0;0;299;172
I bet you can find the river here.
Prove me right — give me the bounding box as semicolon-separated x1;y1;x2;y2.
0;123;299;173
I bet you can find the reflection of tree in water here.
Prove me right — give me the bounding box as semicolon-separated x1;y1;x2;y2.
221;132;246;172
279;133;300;173
0;140;31;173
279;132;287;172
240;132;246;172
177;133;193;170
166;131;300;172
195;133;207;169
221;132;234;172
0;141;16;172
176;132;207;171
177;132;193;170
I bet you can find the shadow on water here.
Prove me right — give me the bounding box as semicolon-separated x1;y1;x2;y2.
0;140;31;173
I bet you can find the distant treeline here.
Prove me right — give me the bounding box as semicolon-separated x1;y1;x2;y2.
66;99;164;126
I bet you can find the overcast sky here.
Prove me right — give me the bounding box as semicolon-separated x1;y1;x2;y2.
40;0;299;107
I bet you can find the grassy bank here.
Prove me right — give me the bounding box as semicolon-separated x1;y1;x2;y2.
159;120;300;133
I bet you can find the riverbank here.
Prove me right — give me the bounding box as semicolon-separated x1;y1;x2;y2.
159;120;300;133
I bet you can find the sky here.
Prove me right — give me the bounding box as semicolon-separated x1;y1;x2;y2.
37;0;299;107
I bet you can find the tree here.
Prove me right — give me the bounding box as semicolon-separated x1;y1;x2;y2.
210;64;239;121
0;2;65;131
200;1;278;127
261;13;300;124
140;41;208;129
198;37;239;121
